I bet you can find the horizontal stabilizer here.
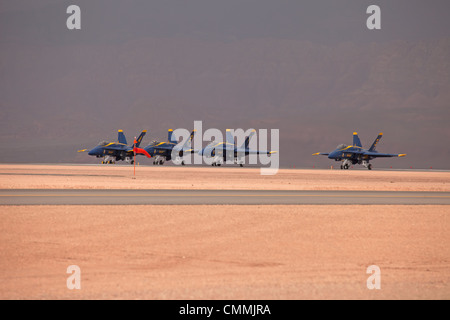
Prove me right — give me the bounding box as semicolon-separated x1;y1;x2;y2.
363;151;406;158
312;152;330;156
236;149;275;155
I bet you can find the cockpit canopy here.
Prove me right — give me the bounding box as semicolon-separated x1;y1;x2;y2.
97;141;108;146
336;144;347;150
147;140;159;147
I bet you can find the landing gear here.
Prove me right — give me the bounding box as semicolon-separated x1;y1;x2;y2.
235;157;245;167
362;160;372;170
123;156;133;165
172;156;186;166
211;156;223;167
102;156;116;164
153;156;165;165
340;160;351;170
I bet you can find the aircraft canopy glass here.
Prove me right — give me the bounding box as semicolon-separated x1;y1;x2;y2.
97;141;108;146
336;144;347;150
148;140;159;146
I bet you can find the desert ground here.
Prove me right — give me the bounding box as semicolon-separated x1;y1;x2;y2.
0;164;449;299
1;164;449;191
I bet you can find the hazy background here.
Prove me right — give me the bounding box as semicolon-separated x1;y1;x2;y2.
1;0;449;168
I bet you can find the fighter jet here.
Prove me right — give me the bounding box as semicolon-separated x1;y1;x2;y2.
78;130;149;164
313;132;406;170
144;129;196;165
198;129;276;167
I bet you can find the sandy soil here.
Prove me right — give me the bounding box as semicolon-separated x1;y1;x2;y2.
1;165;449;299
1;164;449;191
1;205;449;300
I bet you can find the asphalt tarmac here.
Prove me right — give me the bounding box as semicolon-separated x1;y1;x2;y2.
1;189;449;205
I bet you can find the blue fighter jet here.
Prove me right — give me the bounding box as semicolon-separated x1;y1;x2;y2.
144;129;196;165
78;130;147;164
313;132;406;170
198;129;276;167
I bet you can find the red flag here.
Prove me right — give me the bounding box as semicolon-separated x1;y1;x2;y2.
133;146;152;158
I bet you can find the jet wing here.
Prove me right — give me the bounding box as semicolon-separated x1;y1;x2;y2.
151;144;200;155
151;145;174;151
362;152;406;158
102;145;129;152
236;149;276;155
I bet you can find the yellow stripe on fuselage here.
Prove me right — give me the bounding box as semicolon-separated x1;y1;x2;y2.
340;145;362;151
103;142;127;147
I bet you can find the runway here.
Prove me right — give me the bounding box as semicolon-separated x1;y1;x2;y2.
1;189;450;205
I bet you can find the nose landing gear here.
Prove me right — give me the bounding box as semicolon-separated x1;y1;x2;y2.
340;159;351;170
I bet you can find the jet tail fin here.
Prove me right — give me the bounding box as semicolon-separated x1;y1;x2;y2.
135;130;147;148
369;133;383;152
181;130;196;149
225;129;235;145
353;132;362;148
118;130;127;145
168;129;177;144
239;129;256;149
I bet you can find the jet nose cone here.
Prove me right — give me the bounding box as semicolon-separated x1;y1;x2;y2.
88;147;99;156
